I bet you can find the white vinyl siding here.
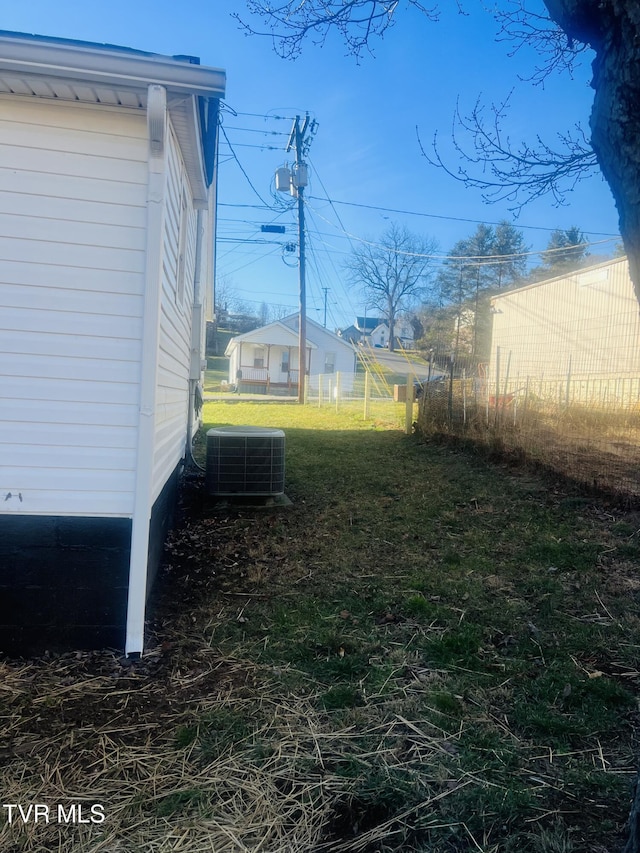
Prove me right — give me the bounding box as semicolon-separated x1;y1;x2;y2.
0;97;147;516
490;258;640;384
152;121;198;503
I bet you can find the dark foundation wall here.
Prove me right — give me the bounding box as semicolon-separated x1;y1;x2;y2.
0;516;132;655
0;462;183;656
146;463;181;596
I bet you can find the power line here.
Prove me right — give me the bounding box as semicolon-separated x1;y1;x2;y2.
219;124;272;208
306;195;620;238
224;125;290;136
220;141;283;151
304;199;617;263
217;244;282;276
229;110;295;121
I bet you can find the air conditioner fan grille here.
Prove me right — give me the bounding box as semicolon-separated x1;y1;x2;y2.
205;426;285;496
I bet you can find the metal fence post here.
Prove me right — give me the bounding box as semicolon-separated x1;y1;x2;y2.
405;375;413;435
363;370;370;420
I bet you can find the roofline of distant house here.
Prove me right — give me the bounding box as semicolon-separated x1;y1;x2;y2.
0;30;226;98
491;255;628;303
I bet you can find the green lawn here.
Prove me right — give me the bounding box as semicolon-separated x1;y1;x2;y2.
204;355;229;392
1;400;637;852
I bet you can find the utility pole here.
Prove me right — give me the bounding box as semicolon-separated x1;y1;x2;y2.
277;114;317;404
322;287;329;328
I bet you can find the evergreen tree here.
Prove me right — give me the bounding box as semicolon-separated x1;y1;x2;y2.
491;221;528;287
541;226;589;273
434;222;528;360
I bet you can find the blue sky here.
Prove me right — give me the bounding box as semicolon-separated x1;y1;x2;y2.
3;1;621;329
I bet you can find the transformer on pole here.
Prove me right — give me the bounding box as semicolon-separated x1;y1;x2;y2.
275;113;317;404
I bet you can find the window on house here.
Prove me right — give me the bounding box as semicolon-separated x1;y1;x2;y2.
281;349;290;373
254;347;265;369
324;352;336;373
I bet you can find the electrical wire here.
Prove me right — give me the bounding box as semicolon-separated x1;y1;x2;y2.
304;198;617;264
219;141;284;151
219;124;272;208
224;125;290;136
306;195;620;238
230;110;295;121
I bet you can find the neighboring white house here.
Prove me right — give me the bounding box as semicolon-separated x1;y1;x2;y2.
368;318;414;349
369;323;389;348
354;315;384;345
0;31;225;655
395;316;416;347
489;256;640;402
225;314;357;393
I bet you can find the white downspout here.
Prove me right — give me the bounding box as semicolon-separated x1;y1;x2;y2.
125;84;168;657
186;208;205;462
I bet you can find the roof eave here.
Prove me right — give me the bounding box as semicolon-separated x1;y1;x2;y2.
0;34;226;98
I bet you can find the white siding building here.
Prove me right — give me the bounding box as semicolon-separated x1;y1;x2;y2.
0;31;225;655
225;314;357;394
489;257;640;400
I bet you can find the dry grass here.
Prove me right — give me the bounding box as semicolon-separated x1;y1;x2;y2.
418;388;640;500
0;651;478;852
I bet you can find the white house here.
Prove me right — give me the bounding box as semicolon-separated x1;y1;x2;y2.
368;319;414;349
369;323;390;349
0;32;225;656
489;256;640;402
225;314;357;393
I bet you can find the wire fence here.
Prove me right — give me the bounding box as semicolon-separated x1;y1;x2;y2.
304;359;421;434
416;257;640;500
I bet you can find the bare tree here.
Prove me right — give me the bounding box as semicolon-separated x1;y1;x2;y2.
345;223;437;351
214;274;239;318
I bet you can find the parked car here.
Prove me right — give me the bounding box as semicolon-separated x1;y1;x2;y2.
414;374;447;399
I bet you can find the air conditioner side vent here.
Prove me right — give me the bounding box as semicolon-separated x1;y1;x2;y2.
205;426;285;497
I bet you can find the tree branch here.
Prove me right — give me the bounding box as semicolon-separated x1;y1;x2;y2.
418;95;598;210
494;0;590;83
234;0;438;59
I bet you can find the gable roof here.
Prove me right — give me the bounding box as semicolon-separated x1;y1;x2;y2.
491;256;629;303
225;314;356;356
279;313;355;349
0;30;226;202
339;324;360;336
355;316;384;332
224;321;319;356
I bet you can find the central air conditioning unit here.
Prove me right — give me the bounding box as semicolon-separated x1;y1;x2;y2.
205;426;285;497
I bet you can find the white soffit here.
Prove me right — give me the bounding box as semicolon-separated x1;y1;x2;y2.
0;33;226;203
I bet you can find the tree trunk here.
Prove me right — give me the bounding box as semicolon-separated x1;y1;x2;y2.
388;298;395;352
625;771;640;853
540;9;640;849
543;1;640;302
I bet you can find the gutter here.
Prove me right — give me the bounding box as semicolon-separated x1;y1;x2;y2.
0;33;226;97
125;83;168;658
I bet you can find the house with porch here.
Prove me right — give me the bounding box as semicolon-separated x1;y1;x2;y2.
225;314;357;394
